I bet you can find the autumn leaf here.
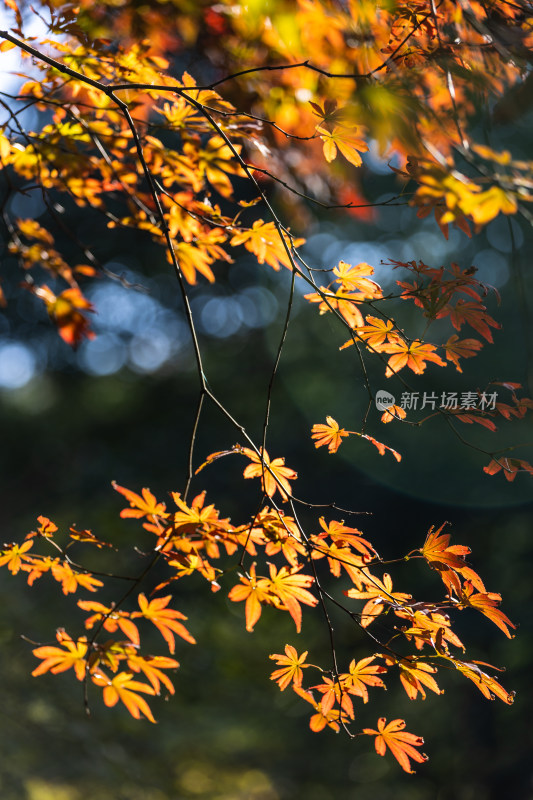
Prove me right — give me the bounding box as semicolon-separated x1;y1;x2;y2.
444;335;483;372
32;629;88;681
228;562;273;632
483;457;533;481
380;404;406;424
50;561;104;594
340;656;387;703
332;261;382;299
132;593;196;652
230;220;304;272
458;581;516;638
33;285;95;347
126;653;179;695
419;524;485;594
363;717;428;773
112;482;168;521
242;447;297;501
269;644;310;690
452;660;515;704
91;671;157;722
293;686;350;733
311;416;350;453
449;300;501;343
361;434;402;462
317;126;368;166
0;539;34;574
78;600;141;645
345;572;411;626
383;339;447;377
266;563;318;632
382;655;442;700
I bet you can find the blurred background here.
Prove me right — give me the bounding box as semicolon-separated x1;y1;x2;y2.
1;2;533;799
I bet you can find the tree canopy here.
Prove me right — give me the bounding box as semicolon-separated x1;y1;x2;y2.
0;0;532;788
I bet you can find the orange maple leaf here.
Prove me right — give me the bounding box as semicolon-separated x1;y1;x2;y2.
228;562;273;632
332;261;382;299
32;629;88;681
242;447;297;501
0;539;33;574
230;220;304;271
449;300;500;343
126;653;179;695
383;339;446;377
317;125;368;166
458;581;516;638
293;685;350;733
112;482;168;521
361;434;402;462
444;335;483;372
340;656;387;703
483;457;533;481
78;600;141;645
266;563;318;632
49;561;103;594
382;655;442;700
269;644;310;691
34;285;95;347
363;717;428;773
419;524;485;594
91;671;156;722
452;660;515;704
345;572;411;626
311;416;350;453
132;593;196;652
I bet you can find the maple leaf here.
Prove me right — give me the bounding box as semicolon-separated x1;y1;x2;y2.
50;561;104;594
32;629;88;681
419;524;485;594
452;660;515;704
458;581;516;638
361;434;402;462
242;447;297;501
230;221;304;272
170;490;223;534
383;339;446;377
311;416;350;453
332;261;382;299
0;539;34;574
269;644;310;691
112;482;168;522
380;404;406;423
345;572;411;626
311;676;355;719
444;335;483;372
363;718;428;773
68;526;113;549
266;563;318;632
317;125;368;166
25;516;58;539
382;655;442;700
33;284;95;347
340;656;387;703
293;686;350;733
483;457;533;481
78;600;141;645
132;593;196;652
91;671;157;722
304;286;365;329
448;300;501;343
126;653;179;695
228;562;273;632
